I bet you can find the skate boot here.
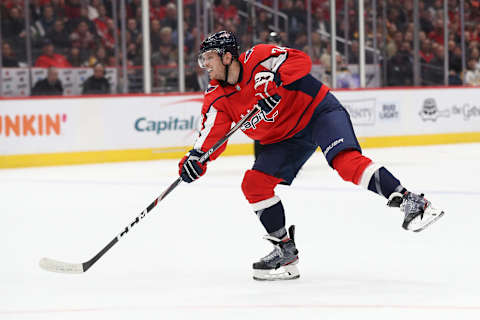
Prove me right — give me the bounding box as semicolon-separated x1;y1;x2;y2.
253;225;300;281
387;191;445;232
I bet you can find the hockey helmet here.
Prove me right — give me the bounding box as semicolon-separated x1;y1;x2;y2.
267;32;282;45
198;30;240;69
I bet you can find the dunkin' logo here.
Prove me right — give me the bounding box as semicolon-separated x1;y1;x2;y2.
0;114;67;137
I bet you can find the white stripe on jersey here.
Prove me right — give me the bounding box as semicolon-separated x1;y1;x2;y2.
260;52;288;73
194;105;218;150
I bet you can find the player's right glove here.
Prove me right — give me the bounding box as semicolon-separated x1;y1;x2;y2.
254;71;282;115
257;93;281;115
178;149;208;183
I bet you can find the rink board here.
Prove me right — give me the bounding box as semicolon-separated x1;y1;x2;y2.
1;87;480;168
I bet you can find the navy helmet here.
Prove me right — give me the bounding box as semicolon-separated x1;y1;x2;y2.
198;31;240;68
267;31;282;45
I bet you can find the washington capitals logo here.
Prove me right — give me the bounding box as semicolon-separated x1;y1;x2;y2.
241;107;278;131
205;84;218;94
244;48;254;63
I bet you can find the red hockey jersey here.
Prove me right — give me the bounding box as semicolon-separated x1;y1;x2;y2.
194;44;330;160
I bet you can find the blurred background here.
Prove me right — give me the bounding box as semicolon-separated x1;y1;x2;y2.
1;0;479;97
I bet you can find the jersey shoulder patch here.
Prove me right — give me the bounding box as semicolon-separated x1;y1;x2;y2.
205;84;219;95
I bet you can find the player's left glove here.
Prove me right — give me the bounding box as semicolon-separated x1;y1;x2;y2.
178;149;207;183
254;71;282;115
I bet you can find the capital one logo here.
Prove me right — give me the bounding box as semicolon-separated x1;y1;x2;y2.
0;114;67;137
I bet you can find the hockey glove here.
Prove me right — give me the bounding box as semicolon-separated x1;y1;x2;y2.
254;71;282;96
178;149;208;183
254;71;282;115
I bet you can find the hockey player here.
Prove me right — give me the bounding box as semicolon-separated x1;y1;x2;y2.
178;31;445;281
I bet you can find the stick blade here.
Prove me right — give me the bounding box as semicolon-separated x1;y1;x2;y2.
39;257;84;274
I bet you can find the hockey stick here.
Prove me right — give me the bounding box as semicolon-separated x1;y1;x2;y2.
39;105;261;274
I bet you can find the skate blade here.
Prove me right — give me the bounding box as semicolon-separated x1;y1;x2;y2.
253;264;300;281
405;206;445;232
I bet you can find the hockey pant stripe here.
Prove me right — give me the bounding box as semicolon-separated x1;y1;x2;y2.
333;150;403;199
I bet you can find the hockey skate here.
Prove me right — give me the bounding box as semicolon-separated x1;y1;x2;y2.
388;191;445;232
253;225;300;281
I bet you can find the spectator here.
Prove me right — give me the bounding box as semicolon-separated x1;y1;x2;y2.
386;31;404;58
255;11;271;36
127;18;140;44
420;39;434;63
152;43;177;88
387;42;413;86
2;42;20;67
67;46;85;66
126;42;142;66
464;58;480;85
31;67;64;96
150;0;166;20
158;26;174;47
336;54;358;88
103;18;117;51
67;5;97;35
94;5;114;50
29;0;44;22
64;0;82;20
34;4;56;37
127;0;141;19
424;44;445;85
152;43;177;67
310;32;323;63
87;0;101;20
47;19;71;53
428;18;445;45
469;47;480;69
214;0;239;25
50;0;66;19
449;45;463;73
35;39;71;67
161;3;178;31
448;69;463;85
87;46;109;67
2;6;26;44
150;19;163;50
82;63;111;95
70;21;96;54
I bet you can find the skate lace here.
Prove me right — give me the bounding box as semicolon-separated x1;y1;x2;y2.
401;193;427;216
262;246;283;262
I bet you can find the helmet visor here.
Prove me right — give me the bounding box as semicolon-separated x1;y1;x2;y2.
197;49;220;69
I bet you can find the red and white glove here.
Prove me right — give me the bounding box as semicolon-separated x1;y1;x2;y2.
254;71;282;114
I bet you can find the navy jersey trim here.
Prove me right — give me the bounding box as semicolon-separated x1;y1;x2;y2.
283;74;322;98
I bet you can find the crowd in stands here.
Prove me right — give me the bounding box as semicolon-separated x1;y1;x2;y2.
2;0;480;95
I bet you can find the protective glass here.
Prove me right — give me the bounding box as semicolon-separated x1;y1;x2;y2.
198;49;220;69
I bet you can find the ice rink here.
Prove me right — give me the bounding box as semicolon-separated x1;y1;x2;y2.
2;143;480;319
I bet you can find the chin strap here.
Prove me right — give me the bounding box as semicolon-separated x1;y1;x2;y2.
218;58;232;87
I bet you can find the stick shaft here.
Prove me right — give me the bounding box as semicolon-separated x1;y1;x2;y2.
75;106;260;272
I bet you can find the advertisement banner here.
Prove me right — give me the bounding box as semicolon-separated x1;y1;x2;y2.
1;88;479;160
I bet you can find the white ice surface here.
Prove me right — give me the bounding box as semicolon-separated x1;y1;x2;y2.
1;143;480;319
